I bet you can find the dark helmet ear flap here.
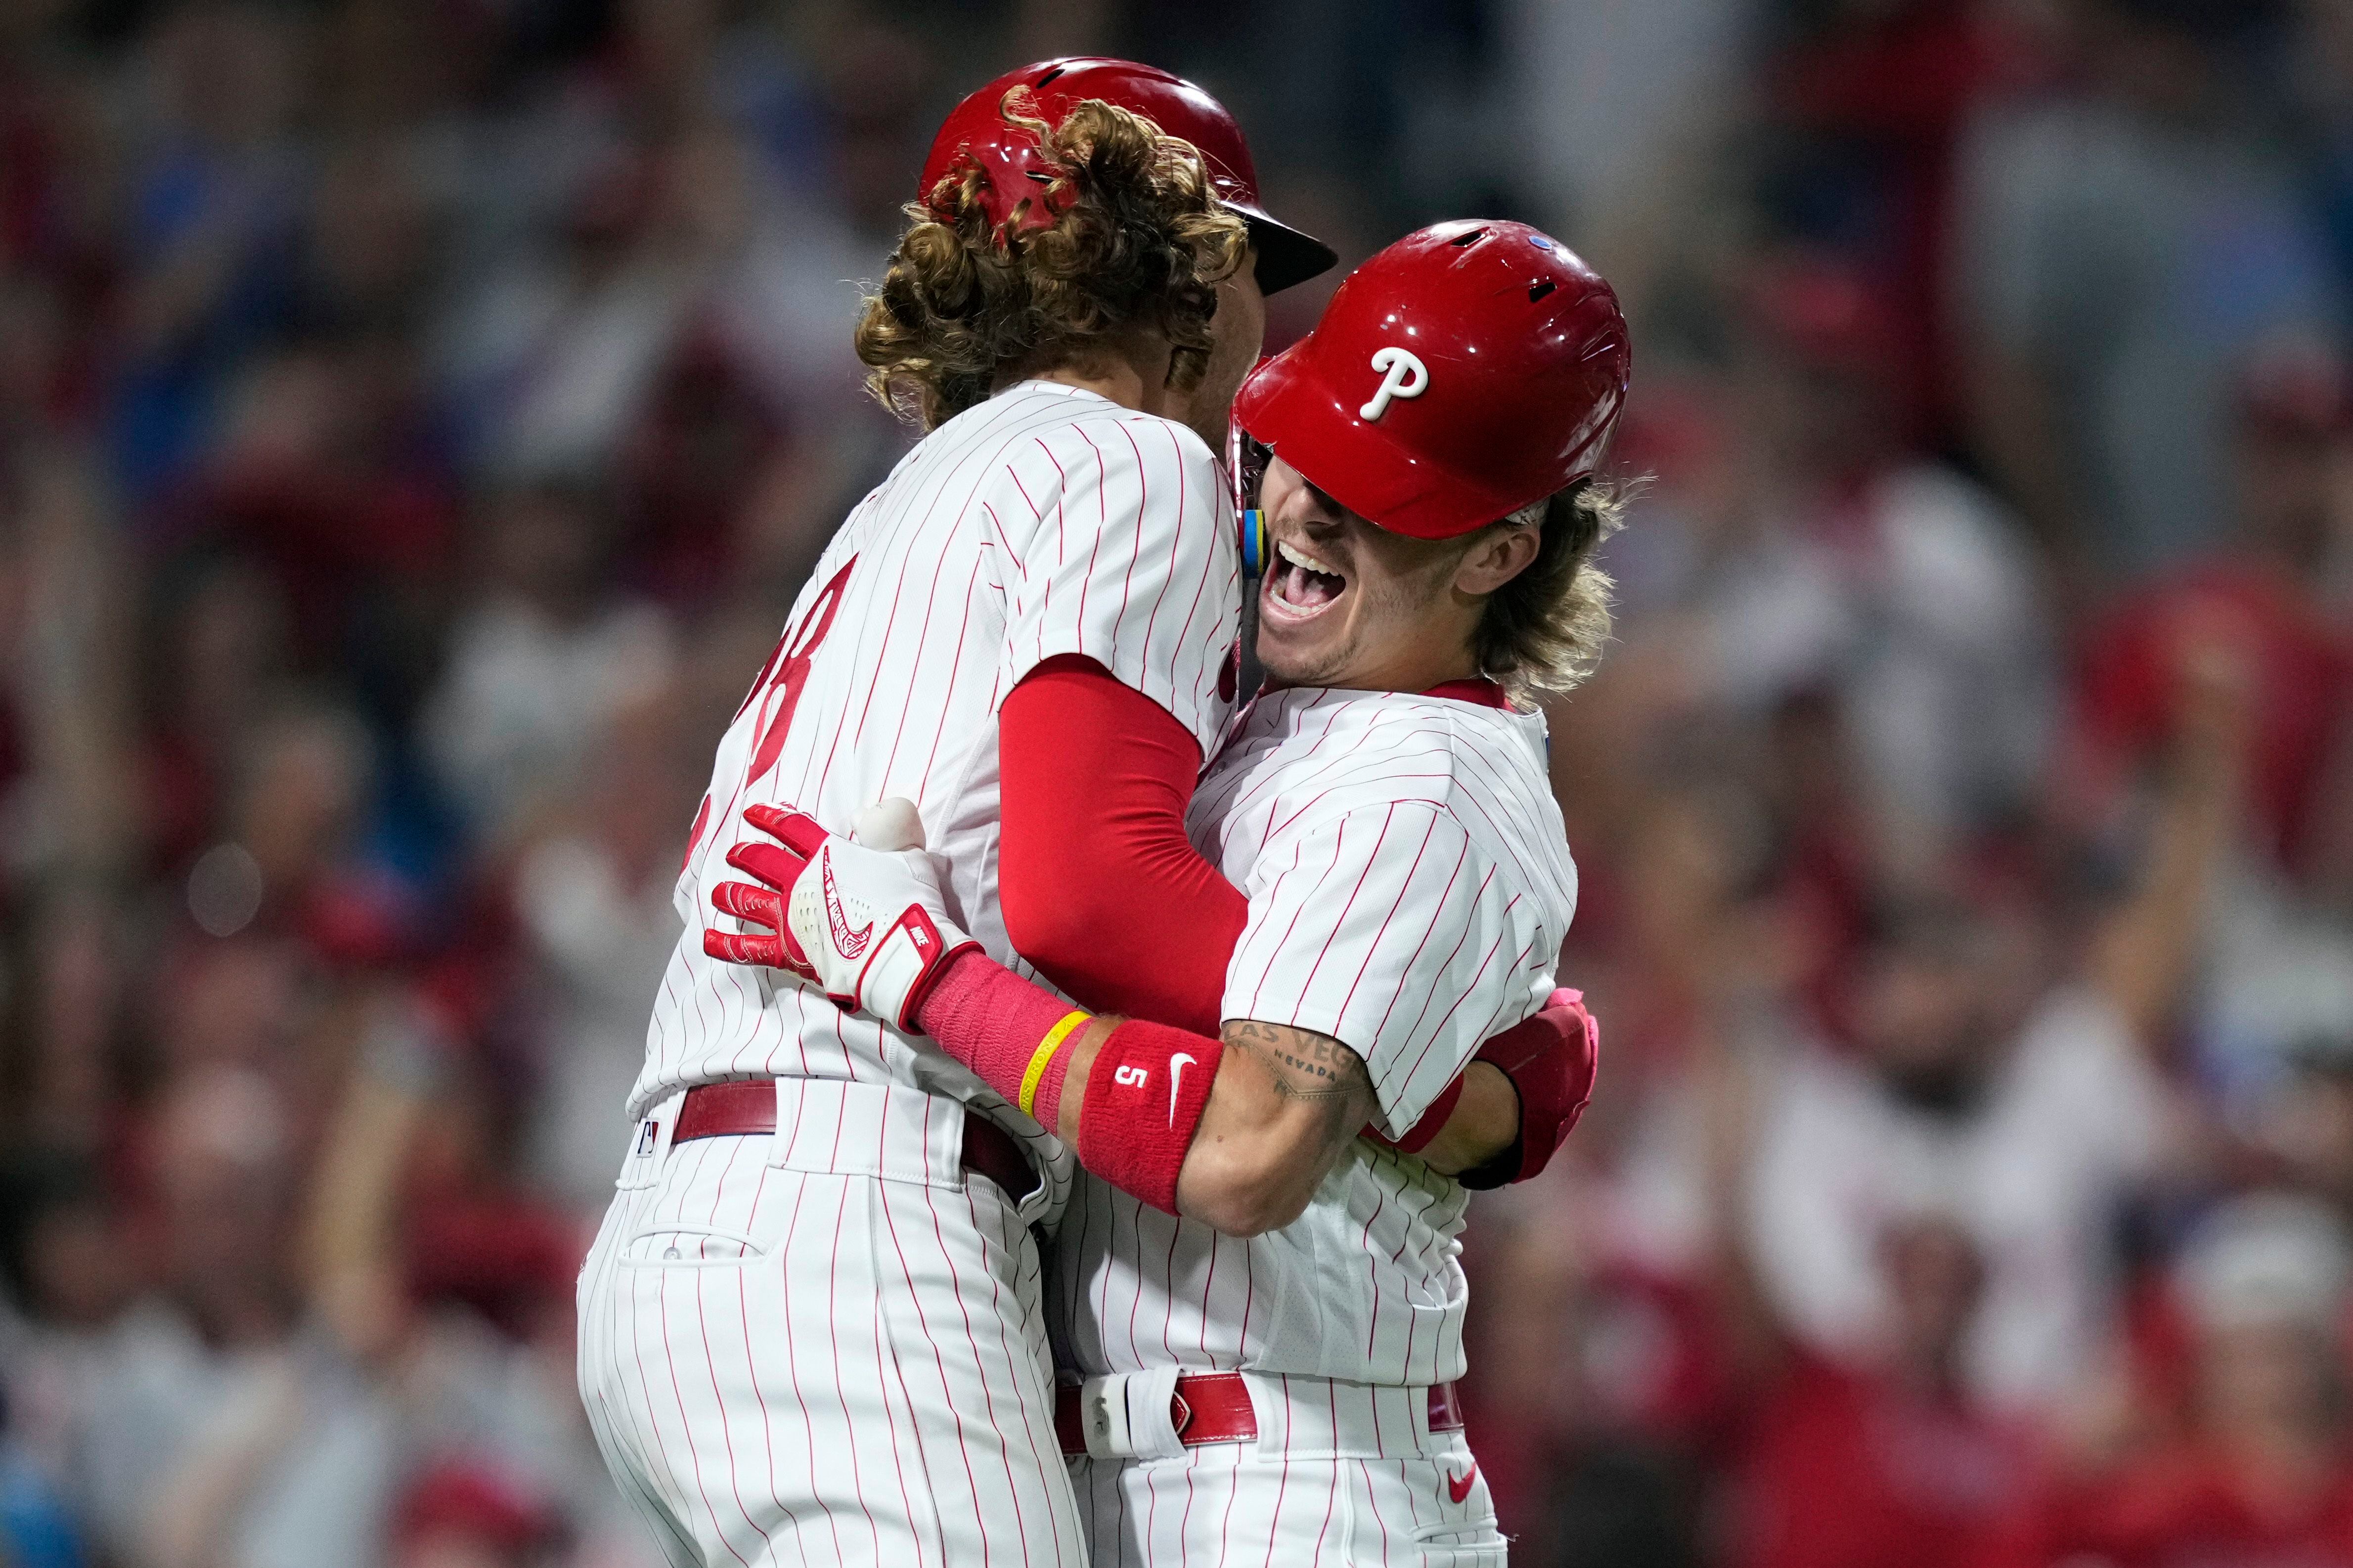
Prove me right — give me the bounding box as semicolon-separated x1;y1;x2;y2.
1228;424;1273;578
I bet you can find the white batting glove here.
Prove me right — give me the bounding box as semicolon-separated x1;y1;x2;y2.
704;800;978;1031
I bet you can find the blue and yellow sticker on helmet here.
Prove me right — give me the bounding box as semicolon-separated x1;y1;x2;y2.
1239;508;1269;578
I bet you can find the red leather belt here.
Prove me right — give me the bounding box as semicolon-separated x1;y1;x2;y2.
673;1081;1038;1203
1052;1374;1465;1456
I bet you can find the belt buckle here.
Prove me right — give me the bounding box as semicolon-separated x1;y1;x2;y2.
1075;1368;1188;1461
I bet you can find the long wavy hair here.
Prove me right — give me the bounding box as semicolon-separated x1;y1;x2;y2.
853;96;1248;430
1476;479;1631;700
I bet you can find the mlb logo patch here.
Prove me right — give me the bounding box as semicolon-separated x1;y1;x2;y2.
637;1121;660;1157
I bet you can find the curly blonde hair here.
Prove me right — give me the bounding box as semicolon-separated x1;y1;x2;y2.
853;97;1249;430
1476;479;1628;700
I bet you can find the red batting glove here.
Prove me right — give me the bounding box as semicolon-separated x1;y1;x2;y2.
704;800;978;1031
1459;987;1598;1190
702;804;823;983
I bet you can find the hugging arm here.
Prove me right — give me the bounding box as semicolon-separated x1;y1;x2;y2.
1167;1020;1377;1235
916;950;1476;1235
996;655;1244;1039
703;797;1592;1231
995;657;1537;1169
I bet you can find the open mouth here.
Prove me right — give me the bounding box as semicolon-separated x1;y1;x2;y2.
1262;538;1348;623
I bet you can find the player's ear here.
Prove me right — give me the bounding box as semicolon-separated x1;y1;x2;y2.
1451;521;1542;598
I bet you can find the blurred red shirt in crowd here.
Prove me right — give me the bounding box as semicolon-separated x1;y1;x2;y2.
1986;1194;2353;1568
2077;566;2352;877
1734;1349;2035;1568
2072;344;2353;883
1992;1447;2353;1568
1729;1218;2039;1568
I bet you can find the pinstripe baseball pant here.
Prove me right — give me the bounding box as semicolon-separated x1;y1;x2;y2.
1069;1375;1506;1567
577;1083;1084;1568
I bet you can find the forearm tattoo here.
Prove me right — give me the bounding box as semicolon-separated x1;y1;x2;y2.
1224;1020;1372;1141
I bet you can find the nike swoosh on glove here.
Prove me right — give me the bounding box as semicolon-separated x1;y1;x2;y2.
702;800;978;1032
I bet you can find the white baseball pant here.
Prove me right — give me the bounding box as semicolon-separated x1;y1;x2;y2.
1068;1374;1506;1566
577;1079;1085;1567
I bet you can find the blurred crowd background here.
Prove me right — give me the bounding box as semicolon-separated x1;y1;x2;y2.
0;0;2351;1565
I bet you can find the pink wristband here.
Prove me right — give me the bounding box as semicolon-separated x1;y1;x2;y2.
914;950;1086;1129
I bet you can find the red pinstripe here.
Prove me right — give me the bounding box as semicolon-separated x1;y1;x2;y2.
1293;803;1397;1002
1445;722;1573;903
1333;809;1442;1029
892;1101;1028;1565
1306;1383;1342;1562
1111;421;1150;672
1123;1192;1148;1367
1392;894;1524;1094
866;1186;944;1568
601;1199;690;1541
1029;442;1069;662
1396;1456;1429;1535
1175;1430;1199;1568
1061;1169;1096;1360
1214;1449;1240;1568
845;531;917;751
913;551;989;789
1071;426;1111;655
822;1178;888;1561
1378;865;1499;1090
964;1183;1071;1567
656;1254;755;1564
1236;1222;1257;1362
1359;1171;1390;1359
1235;835;1314;1002
1159;1216;1184;1361
775;1174;855;1563
1258;1380;1293;1568
625;1143;710;1541
692;1259;778;1561
874;1173;994;1568
1158;426;1221;724
876;554;950;789
1359;1460;1394;1561
1141;1434;1161;1568
736;1182;819;1568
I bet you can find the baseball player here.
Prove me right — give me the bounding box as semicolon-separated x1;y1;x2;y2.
702;221;1629;1565
574;60;1339;1568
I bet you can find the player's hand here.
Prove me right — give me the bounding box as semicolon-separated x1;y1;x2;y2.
1460;987;1599;1189
702;799;979;1032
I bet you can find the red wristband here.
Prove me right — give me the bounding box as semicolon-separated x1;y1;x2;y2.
1075;1019;1221;1214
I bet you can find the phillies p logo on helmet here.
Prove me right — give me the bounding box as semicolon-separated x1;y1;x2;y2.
1359;347;1428;421
1231;219;1629;540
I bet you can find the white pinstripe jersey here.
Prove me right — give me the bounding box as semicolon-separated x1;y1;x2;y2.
1054;686;1579;1387
630;381;1243;1196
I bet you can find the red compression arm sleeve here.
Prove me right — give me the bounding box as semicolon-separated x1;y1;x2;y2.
997;656;1246;1036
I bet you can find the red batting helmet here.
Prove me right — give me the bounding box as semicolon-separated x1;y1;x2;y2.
918;57;1337;295
1233;220;1631;540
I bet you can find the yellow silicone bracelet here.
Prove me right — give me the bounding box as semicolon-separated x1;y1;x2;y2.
1019;1010;1092;1119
